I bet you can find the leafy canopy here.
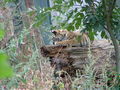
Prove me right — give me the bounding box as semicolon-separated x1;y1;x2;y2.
35;0;120;40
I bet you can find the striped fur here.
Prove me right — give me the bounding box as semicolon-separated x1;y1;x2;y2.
51;29;90;47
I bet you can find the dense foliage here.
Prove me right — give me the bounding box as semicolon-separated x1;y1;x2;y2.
0;0;120;89
35;0;120;84
38;0;120;73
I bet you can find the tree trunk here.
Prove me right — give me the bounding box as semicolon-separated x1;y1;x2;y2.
103;0;120;74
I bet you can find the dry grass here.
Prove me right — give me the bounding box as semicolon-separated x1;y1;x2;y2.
14;61;54;90
0;6;119;90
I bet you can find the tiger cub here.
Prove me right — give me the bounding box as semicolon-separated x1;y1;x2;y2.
51;29;90;47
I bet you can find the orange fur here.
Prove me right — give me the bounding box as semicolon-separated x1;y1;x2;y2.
52;29;90;46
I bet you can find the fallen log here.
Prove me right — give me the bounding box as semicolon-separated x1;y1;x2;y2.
41;40;116;78
41;40;120;90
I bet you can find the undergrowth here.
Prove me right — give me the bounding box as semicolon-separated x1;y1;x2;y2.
0;5;119;90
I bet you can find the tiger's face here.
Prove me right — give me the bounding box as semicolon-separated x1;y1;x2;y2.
51;30;68;36
51;30;68;41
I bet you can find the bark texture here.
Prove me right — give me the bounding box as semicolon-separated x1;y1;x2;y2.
41;40;116;78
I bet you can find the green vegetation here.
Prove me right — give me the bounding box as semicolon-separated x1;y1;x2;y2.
44;0;120;77
0;53;13;79
0;29;5;40
0;0;120;89
0;26;13;79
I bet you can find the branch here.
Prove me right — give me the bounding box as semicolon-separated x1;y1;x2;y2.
110;0;116;13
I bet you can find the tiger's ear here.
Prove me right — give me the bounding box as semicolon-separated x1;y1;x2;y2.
51;30;57;35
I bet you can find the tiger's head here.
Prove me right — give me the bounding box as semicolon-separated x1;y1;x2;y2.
51;29;68;36
51;29;69;41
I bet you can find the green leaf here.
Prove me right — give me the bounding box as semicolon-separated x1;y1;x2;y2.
66;23;74;31
0;29;5;40
0;53;13;79
85;0;93;5
4;0;15;2
58;82;64;89
69;1;74;6
101;31;107;38
89;30;95;40
54;0;63;4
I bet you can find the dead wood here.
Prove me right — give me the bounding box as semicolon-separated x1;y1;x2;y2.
41;40;116;78
40;39;119;89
